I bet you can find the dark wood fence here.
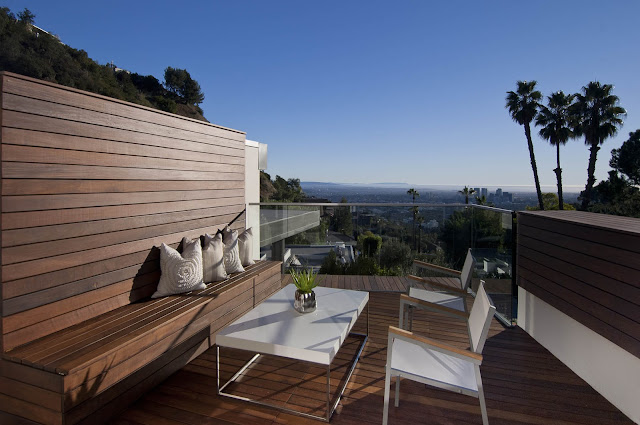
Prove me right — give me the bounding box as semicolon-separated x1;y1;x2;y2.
517;210;640;358
0;71;246;352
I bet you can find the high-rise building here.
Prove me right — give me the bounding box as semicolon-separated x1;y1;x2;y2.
474;188;480;196
503;191;512;202
481;188;488;198
496;188;503;198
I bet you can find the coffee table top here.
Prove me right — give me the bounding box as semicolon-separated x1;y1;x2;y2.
216;284;368;365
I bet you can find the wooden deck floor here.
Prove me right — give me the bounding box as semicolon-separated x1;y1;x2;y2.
111;276;633;425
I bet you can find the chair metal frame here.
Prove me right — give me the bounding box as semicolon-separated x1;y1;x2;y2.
402;248;475;329
383;281;496;425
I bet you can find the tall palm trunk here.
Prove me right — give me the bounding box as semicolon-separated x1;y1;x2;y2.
555;143;563;210
412;213;416;250
524;122;544;210
582;142;600;209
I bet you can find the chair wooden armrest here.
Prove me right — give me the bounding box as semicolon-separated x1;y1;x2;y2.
413;259;462;277
388;326;482;364
408;275;467;295
400;293;469;320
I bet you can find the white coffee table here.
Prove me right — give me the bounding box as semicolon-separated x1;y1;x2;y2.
216;284;369;422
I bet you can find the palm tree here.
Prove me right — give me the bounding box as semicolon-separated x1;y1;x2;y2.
416;215;425;253
506;80;544;210
458;186;476;204
572;82;626;209
407;188;419;250
535;91;575;210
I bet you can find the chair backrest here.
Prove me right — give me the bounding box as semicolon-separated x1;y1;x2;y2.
468;281;496;353
459;249;474;291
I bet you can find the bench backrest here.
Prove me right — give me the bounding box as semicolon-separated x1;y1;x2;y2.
0;72;246;352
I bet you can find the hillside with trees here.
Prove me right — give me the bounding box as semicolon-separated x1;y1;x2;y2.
0;7;207;121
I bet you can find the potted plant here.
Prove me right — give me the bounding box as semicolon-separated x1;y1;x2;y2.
290;267;318;313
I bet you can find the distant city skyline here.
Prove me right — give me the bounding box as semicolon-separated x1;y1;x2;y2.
9;0;639;188
300;181;584;194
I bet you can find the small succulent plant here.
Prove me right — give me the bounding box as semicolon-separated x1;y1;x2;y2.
290;268;319;293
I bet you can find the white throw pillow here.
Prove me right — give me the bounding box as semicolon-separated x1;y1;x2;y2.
238;227;255;267
152;238;205;298
221;227;245;274
202;233;228;283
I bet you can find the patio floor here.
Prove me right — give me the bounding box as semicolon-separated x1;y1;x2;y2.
110;276;633;425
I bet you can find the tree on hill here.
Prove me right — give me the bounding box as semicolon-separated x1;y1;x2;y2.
379;240;412;274
588;129;640;218
506;80;545;210
571;82;626;209
260;171;277;201
164;67;205;105
610;130;640;186
331;197;353;237
525;193;575;211
17;8;35;24
0;6;207;121
259;172;305;202
357;231;382;257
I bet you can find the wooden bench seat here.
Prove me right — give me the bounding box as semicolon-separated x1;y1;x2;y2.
1;260;282;425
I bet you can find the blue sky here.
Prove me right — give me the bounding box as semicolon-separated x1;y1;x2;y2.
8;0;640;191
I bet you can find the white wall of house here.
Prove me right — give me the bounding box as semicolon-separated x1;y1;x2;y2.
518;287;640;423
245;140;264;260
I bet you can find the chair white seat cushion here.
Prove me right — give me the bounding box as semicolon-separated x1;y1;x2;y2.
409;286;466;312
391;339;478;393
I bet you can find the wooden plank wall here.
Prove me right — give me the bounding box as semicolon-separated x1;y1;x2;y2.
517;210;640;358
0;71;247;352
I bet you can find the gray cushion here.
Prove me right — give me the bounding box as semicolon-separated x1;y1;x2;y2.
202;233;228;283
221;227;245;274
238;227;255;267
152;238;205;298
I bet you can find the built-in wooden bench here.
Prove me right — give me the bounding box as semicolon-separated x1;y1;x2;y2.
1;261;281;425
0;72;281;424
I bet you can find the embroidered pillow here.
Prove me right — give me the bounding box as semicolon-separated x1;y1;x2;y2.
221;227;245;274
152;238;205;298
202;232;228;283
238;227;255;267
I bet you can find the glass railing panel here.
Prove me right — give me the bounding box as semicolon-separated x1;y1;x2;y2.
468;206;515;324
248;203;516;324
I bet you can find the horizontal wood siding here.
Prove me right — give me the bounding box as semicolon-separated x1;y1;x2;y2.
0;71;246;352
517;211;640;358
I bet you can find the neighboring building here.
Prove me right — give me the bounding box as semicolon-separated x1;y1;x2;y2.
29;24;64;44
107;61;131;74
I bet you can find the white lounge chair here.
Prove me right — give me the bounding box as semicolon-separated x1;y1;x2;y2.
383;281;496;425
402;249;474;328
